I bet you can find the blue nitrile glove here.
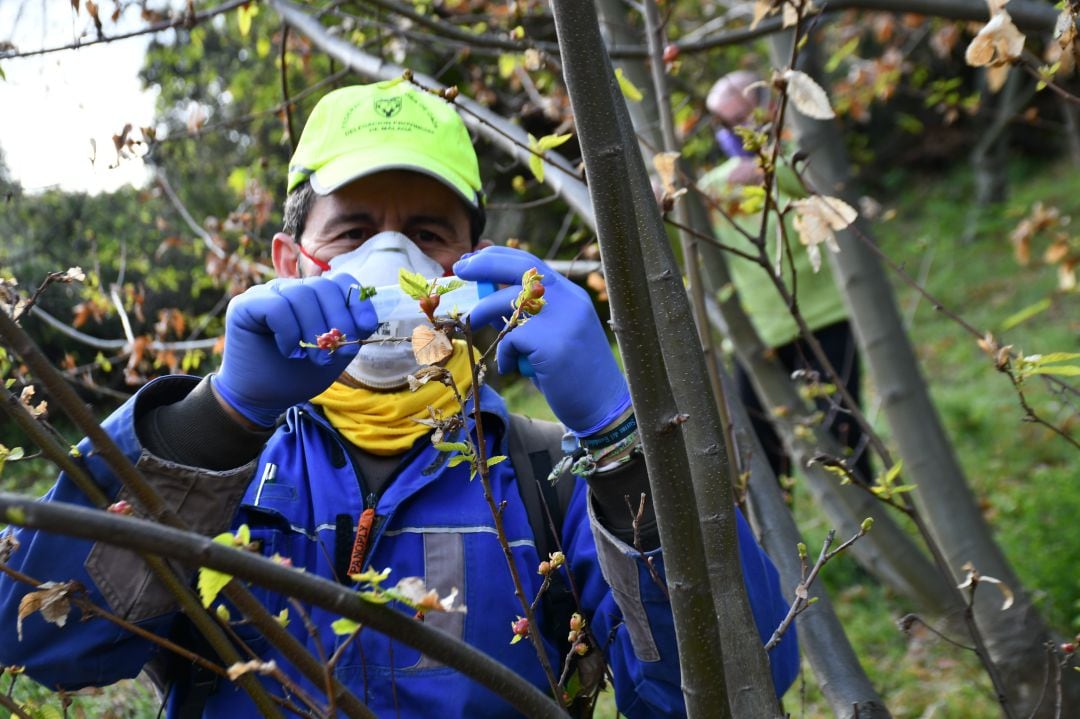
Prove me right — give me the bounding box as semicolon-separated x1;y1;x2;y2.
212;275;379;427
454;246;631;436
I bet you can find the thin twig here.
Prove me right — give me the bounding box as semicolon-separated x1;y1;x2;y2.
280;22;297;156
459;318;563;699
0;0;251;61
623;493;668;600
0;690;34;719
896;613;977;652
764;524;868;651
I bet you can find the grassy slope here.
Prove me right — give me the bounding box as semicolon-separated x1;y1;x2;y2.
787;157;1080;718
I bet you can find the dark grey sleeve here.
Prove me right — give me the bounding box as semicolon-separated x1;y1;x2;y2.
585;456;659;550
137;375;272;470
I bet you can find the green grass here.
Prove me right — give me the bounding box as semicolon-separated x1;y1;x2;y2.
780;157;1080;718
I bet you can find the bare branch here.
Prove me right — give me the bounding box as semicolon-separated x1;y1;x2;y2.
0;0;252;61
0;493;568;719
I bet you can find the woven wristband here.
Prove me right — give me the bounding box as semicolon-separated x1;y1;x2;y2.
581;412;637;450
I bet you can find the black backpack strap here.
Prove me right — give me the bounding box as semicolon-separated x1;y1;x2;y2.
507;413;578;658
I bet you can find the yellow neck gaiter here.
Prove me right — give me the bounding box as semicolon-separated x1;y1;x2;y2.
310;341;476;456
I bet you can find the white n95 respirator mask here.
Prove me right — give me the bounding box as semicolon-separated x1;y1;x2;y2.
326;232;445;390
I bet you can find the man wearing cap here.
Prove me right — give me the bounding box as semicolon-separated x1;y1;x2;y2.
0;82;798;717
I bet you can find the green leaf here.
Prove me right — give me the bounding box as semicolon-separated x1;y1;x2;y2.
615;68;643;102
350;566;391;585
398;268;432;300
227;167;248;196
237;3;258;37
447;455;471;468
526;133;546;183
433;441;470;453
1027;352;1080;364
527;132;572;183
825;36;859;73
359;590;393;604
0;64;6;82
27;704;62;719
883;460;903;487
486;455;508;468
528;151;545;183
276;608;290;627
331;617;360;635
738;185;766;215
1001;298;1051;330
434;279;465;295
1027;365;1080;377
534;133;572;153
197;568;233;608
498;53;520;80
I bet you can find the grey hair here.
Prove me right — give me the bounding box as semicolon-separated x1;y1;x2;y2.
282;180;317;241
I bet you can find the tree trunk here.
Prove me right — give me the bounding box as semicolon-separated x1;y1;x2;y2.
772;32;1076;716
965;69;1029;242
550;0;782;714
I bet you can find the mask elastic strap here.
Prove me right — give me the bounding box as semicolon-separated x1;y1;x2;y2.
297;243;332;272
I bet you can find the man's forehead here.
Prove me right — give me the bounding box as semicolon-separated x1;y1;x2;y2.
308;172;470;227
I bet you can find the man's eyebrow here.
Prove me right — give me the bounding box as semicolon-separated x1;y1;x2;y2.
322;211;377;232
406;214;459;232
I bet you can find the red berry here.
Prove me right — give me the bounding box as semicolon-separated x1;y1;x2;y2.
528;282;545;299
512;616;529;638
663;44;680;64
107;500;134;515
1063;643;1076;654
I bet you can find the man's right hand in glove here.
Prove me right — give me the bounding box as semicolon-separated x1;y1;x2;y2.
211;275;378;428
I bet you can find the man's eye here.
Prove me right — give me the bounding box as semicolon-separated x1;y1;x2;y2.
411;230;445;244
341;228;374;241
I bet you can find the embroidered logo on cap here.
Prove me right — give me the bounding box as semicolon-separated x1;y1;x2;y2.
375;96;403;118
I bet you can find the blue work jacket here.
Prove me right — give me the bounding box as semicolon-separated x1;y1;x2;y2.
0;375;798;717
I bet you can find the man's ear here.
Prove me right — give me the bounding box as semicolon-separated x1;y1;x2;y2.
272;232;301;278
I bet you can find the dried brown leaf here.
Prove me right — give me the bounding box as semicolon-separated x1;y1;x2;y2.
411;325;453;365
18;581;75;640
226;659;277;681
782;69;835;120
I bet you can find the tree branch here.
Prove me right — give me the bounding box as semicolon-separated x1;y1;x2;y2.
0;493;568;719
0;0;253;61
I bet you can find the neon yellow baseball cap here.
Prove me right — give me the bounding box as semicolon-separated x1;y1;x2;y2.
287;81;483;209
